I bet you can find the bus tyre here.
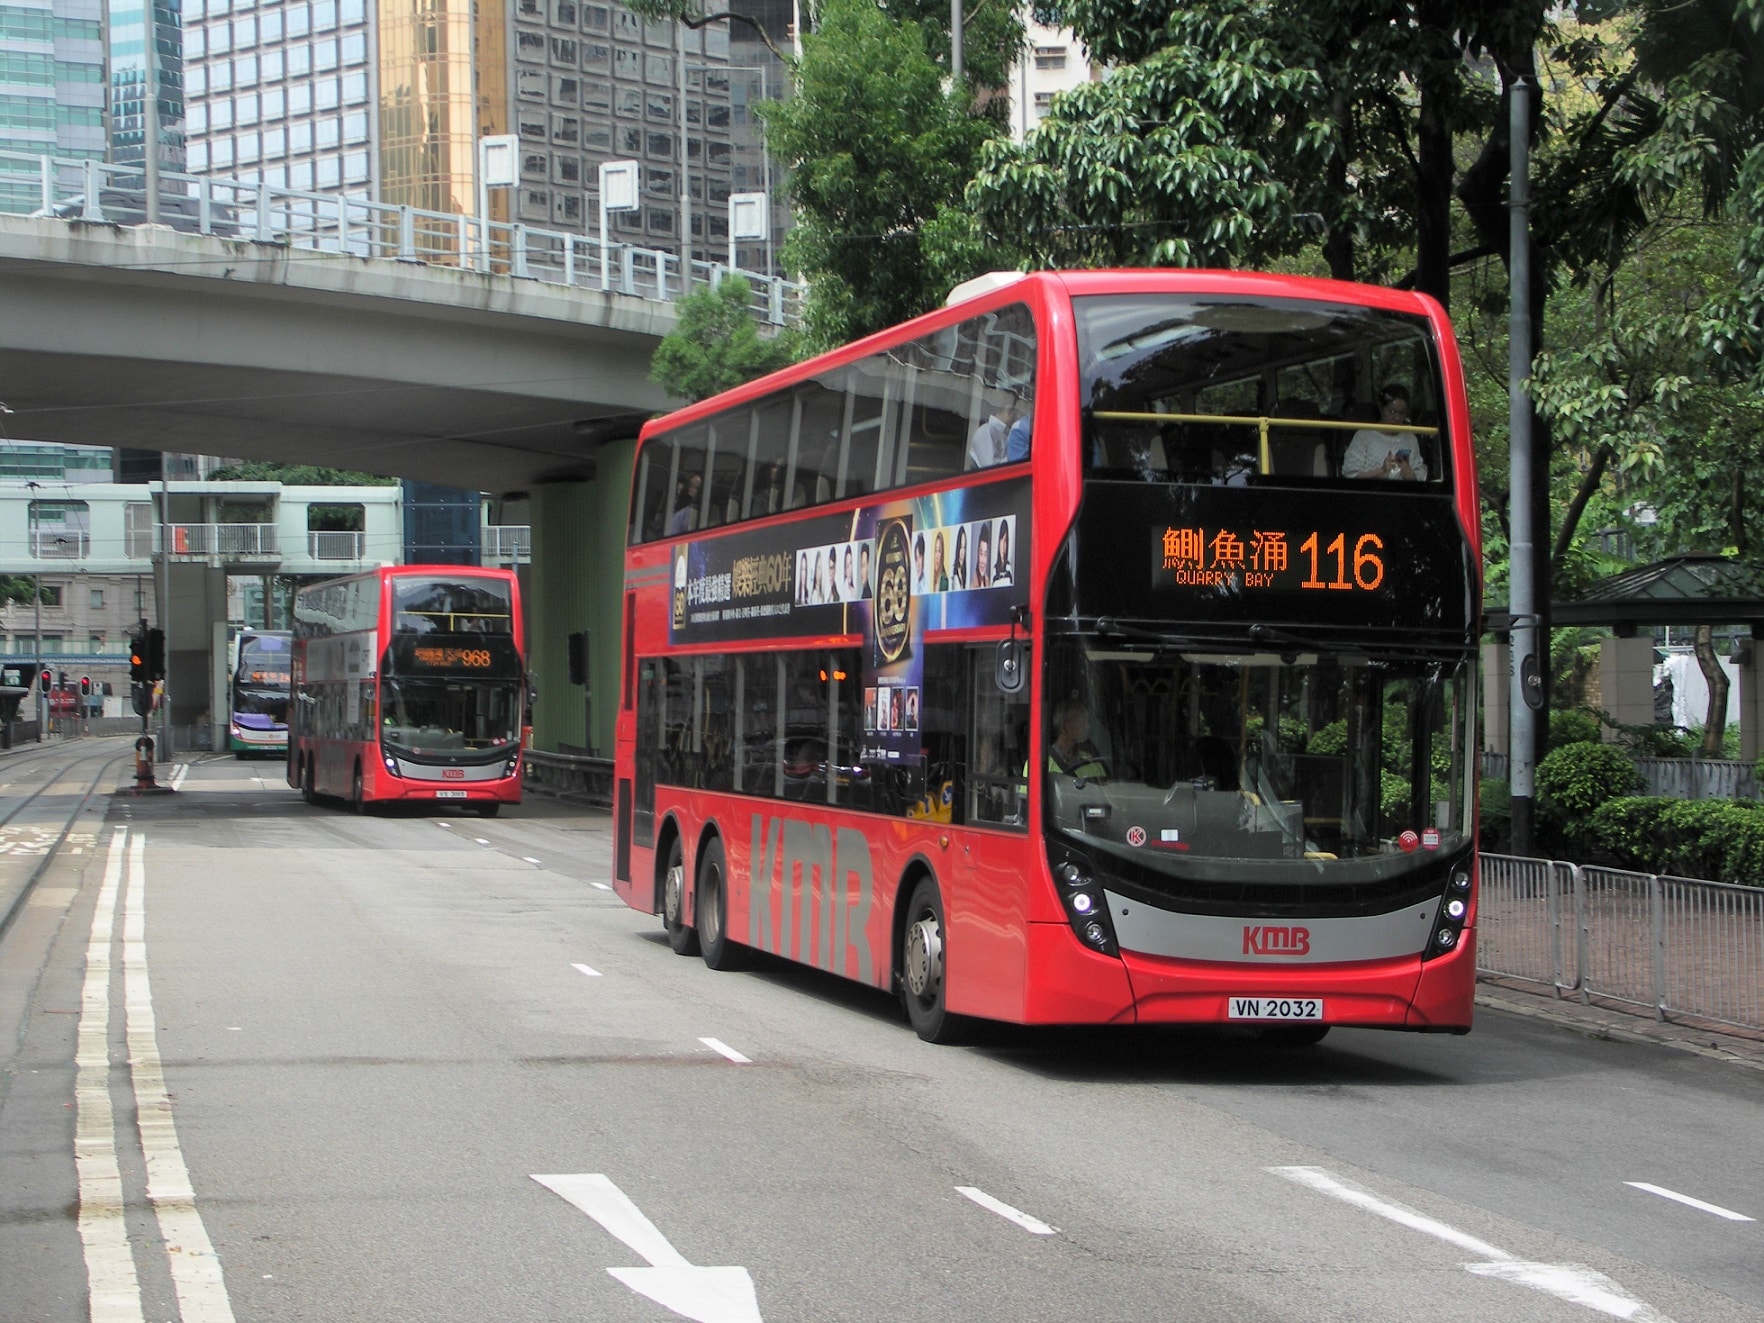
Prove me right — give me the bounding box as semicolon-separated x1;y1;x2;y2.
479;803;501;819
696;837;749;972
662;837;699;956
350;765;366;814
300;757;316;805
1257;1024;1330;1047
901;875;967;1044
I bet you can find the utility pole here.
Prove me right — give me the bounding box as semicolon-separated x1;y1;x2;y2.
951;0;963;83
1507;77;1539;854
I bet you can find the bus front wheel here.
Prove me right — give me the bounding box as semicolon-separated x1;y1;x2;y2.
696;837;749;972
902;875;967;1044
350;765;366;814
300;757;316;805
662;837;699;956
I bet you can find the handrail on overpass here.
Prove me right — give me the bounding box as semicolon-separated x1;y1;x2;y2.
1;151;801;326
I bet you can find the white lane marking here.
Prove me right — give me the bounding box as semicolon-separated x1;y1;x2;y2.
572;963;602;978
78;827;145;1322
523;856;543;865
1625;1182;1754;1222
592;881;613;891
699;1037;750;1064
1271;1167;1668;1322
533;1174;763;1323
168;764;189;790
474;838;491;845
955;1186;1058;1236
125;833;238;1323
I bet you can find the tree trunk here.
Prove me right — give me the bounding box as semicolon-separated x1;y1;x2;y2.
1323;84;1356;282
1694;624;1729;756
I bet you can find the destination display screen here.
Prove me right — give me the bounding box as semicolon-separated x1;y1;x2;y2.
384;634;522;678
1072;483;1475;632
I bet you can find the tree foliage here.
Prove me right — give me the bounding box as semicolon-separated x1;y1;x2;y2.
759;0;1012;349
204;462;397;485
650;274;797;401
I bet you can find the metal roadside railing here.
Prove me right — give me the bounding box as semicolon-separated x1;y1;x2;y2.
1;150;802;326
1479;852;1764;1033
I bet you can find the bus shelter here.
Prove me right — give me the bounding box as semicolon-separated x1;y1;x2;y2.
1485;553;1764;759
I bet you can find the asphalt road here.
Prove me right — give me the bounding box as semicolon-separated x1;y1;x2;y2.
2;744;1760;1322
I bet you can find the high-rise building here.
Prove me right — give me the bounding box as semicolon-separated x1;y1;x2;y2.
1006;16;1092;141
179;0;785;272
108;0;187;171
0;0;107;211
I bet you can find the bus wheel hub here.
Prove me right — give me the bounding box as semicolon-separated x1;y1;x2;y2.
905;917;942;999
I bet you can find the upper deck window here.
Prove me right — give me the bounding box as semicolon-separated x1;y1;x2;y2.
630;303;1038;543
1075;296;1449;488
391;579;514;635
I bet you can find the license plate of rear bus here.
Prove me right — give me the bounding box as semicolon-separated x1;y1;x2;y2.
1227;997;1324;1021
434;789;468;798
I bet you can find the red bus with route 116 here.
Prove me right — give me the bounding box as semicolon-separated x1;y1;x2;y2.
614;269;1481;1043
289;565;526;816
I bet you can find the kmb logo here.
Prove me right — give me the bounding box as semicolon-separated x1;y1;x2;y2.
1243;925;1311;956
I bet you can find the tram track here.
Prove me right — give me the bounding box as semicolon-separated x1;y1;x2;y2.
0;738;135;945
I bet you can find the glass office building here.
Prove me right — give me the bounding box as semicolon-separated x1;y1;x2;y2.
0;0;107;211
108;0;187;171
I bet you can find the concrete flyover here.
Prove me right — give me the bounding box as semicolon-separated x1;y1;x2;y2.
0;213;678;492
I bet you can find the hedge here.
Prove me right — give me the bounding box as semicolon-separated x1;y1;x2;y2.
1585;797;1764;885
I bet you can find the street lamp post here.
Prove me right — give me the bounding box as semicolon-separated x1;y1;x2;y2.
25;481;43;737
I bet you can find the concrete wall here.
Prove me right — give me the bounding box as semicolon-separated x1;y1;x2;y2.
527;438;634;756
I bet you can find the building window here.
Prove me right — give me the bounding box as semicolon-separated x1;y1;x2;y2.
552;155;579;183
344;150;367;183
619;125;641;154
646;206;673;234
188;66;207;95
550;36;577;65
188;104;208;133
232;15;256;45
343;111;366;142
188;142;210;170
263;87;285;117
517;29;545;57
614;47;639;77
313;0;336;30
290;120;312;151
552;74;578;105
237;92;259;124
554;0;575;22
288;43;310;75
616;86;640;117
314;38;337;70
582;79;610;114
342;71;367;102
209;20;231;53
261;9;282;41
518;108;546;139
341;32;365;64
553;193;581;223
212;61;234;91
317;76;339;109
644;53;671;84
646;131;671;158
238;130;259;160
290;82;312;114
317;116;340;148
518;67;545;99
264;126;285;155
211;99;234;129
1032;90;1055;120
517;0;539;14
551;115;578;145
188;26;206;57
89;588;104;609
583;3;608;30
288;3;309;36
522;149;546;177
290;160;313;188
262;49;284;80
316;156;340;187
581;41;609;72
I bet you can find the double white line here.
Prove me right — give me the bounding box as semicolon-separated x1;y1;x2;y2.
76;827;236;1322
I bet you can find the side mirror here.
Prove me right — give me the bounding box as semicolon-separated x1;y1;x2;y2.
996;639;1026;695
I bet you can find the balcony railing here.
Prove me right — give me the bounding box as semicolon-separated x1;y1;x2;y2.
157;523;279;558
309;530;366;560
483;525;532;563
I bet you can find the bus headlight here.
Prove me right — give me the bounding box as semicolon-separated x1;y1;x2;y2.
1049;848;1119;957
1425;860;1474;960
382;756;400;777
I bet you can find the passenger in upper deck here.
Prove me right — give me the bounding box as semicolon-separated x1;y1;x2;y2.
1343;384;1427;481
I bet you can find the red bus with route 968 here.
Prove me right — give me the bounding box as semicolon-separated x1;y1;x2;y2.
614;269;1481;1043
289;565;526;816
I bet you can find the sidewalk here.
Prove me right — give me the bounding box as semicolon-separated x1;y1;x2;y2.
1476;974;1764;1072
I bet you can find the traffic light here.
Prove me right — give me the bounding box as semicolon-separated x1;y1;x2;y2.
145;628;165;681
57;670;67;689
130;635;146;683
40;668;51;691
80;676;91;697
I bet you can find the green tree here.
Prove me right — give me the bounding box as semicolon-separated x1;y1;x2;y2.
205;462;397;485
650;273;797;401
0;576;45;606
760;0;1009;349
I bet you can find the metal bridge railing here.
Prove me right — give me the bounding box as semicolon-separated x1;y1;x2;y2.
1;150;802;326
1480;853;1764;1033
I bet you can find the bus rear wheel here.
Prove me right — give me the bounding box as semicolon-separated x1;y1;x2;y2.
696;837;749;972
901;875;966;1044
350;765;366;814
300;756;316;805
662;836;699;956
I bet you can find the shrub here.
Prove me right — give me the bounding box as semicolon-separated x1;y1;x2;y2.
1587;797;1764;884
1535;741;1642;840
1548;709;1602;750
1478;776;1511;850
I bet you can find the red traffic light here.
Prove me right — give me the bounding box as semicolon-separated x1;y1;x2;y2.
80;676;92;696
40;668;51;690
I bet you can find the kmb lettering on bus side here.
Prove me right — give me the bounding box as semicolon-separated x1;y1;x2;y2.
749;814;876;985
1243;925;1311;957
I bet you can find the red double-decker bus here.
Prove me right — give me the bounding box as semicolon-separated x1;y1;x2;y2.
289;565;526;816
614;269;1481;1043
